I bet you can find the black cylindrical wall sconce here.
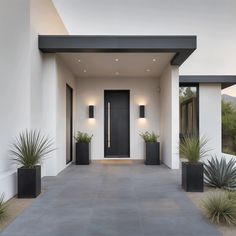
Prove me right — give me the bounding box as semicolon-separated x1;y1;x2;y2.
89;105;94;118
139;105;145;118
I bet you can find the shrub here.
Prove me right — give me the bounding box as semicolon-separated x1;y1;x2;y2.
11;130;55;168
179;135;210;163
0;193;7;222
139;131;159;142
204;156;236;190
203;191;236;225
74;131;93;143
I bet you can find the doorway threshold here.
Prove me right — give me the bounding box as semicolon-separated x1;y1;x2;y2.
93;159;143;164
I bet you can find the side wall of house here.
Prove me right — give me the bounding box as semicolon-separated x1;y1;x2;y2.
199;84;222;159
76;77;160;160
160;65;180;169
0;0;31;201
0;0;76;201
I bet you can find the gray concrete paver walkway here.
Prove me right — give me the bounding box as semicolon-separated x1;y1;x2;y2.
0;163;220;236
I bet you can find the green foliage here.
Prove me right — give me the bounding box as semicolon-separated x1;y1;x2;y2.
139;131;159;142
0;193;7;222
74;131;93;143
204;156;236;190
11;130;55;168
179;135;210;163
222;147;236;156
222;100;236;154
179;87;196;102
203;191;236;225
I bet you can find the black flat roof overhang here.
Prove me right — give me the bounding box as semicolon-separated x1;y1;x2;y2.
180;75;236;89
38;35;197;66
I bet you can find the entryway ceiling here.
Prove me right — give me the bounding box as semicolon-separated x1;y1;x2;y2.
59;53;174;77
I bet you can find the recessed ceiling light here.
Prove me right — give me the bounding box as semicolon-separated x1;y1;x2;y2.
152;58;157;62
78;59;81;62
115;72;119;75
146;69;150;72
115;58;119;62
83;69;87;73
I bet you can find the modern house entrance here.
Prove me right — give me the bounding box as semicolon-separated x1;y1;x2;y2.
104;90;130;158
38;35;197;170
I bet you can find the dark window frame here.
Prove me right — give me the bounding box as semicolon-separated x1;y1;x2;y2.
179;83;199;137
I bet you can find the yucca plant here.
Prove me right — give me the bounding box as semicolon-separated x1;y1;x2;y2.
11;130;55;168
203;191;236;225
181;135;210;192
204;156;236;190
0;193;7;222
74;131;93;143
139;131;159;142
179;135;210;163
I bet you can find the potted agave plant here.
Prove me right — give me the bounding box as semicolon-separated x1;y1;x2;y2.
11;130;54;198
140;131;160;165
180;135;209;192
74;131;93;165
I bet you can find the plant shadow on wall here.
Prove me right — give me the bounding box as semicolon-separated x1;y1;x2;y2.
140;131;160;165
74;131;93;165
10;130;55;198
203;156;236;225
179;135;210;192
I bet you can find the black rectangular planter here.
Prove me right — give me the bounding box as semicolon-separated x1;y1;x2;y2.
145;142;160;165
17;165;41;198
182;162;204;192
76;142;90;165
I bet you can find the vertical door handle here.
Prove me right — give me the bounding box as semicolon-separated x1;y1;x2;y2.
108;102;111;148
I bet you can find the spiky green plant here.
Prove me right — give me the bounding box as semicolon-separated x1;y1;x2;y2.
204;156;236;190
11;130;55;168
74;131;93;143
179;135;210;163
203;191;236;225
0;193;7;222
139;131;159;142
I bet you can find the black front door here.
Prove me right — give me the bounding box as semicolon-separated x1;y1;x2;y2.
104;90;130;157
66;84;73;164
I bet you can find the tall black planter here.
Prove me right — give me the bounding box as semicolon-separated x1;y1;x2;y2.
18;165;41;198
182;162;204;192
145;142;160;165
76;142;90;165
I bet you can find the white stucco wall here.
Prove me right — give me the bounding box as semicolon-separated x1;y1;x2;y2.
160;65;179;169
76;77;160;160
199;84;222;159
0;0;73;201
0;0;31;201
30;0;71;178
30;0;68;130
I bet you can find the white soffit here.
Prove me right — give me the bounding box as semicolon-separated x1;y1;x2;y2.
59;52;174;77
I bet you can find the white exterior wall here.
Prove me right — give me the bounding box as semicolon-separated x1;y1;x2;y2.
199;84;222;159
76;77;160;160
160;65;179;169
0;0;31;201
30;0;74;177
0;0;77;201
